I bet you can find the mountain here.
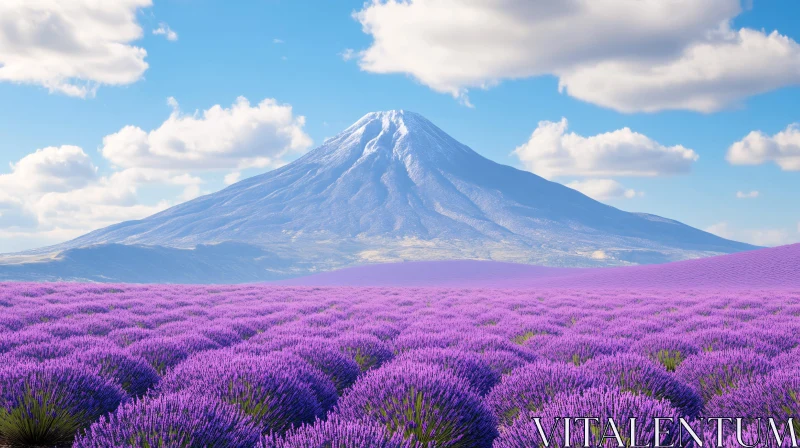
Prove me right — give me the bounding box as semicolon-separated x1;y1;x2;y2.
280;243;800;289
0;110;755;283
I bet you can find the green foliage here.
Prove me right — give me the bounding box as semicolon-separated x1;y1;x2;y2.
0;389;85;447
656;349;684;372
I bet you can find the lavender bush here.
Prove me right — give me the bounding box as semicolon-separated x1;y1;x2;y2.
333;361;498;447
260;418;412;448
74;392;260;447
157;351;324;434
0;361;126;446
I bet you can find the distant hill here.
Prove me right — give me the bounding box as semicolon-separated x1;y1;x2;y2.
280;243;800;289
1;110;755;283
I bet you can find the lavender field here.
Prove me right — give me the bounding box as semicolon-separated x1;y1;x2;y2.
1;282;799;447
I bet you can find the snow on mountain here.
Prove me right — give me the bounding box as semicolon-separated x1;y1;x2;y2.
1;110;755;282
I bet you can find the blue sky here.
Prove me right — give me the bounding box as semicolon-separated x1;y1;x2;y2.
0;0;799;252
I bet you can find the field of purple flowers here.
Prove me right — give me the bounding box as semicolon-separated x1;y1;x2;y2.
0;282;798;447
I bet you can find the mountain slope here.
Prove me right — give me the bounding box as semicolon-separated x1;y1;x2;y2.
2;110;755;282
280;243;800;289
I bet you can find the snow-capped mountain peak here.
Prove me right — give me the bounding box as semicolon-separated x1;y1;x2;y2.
307;110;471;168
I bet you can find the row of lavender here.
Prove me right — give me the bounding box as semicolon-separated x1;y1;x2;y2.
0;283;798;447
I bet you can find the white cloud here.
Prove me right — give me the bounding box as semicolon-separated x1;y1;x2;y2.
727;124;800;171
1;146;98;193
0;0;151;97
748;229;794;247
340;48;356;61
0;160;202;251
559;27;800;113
273;38;284;44
153;22;178;41
224;172;242;185
353;0;800;112
512;118;698;179
705;222;797;247
705;222;735;240
565;179;643;201
736;190;759;199
101;96;313;171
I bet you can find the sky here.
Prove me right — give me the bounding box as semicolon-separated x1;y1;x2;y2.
0;0;799;253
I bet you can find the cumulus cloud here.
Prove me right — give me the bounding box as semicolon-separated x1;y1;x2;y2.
559;27;800;113
102;97;312;171
727;124;800;171
1;146;98;193
353;0;800;112
736;190;759;199
705;222;797;247
153;22;178;41
512;118;698;179
0;153;187;235
565;179;643;201
0;0;151;97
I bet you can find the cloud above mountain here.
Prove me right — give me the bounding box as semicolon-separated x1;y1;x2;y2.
352;0;800;112
727;123;800;171
1;146;98;193
102;97;312;171
566;179;643;201
0;148;176;248
0;0;151;97
512;118;698;179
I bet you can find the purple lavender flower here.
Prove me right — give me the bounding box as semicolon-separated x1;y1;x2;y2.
74;392;260;448
485;360;600;428
0;361;126;446
285;340;361;394
337;333;394;372
157;352;323;434
9;340;75;362
392;330;462;353
126;337;190;375
333;360;498;447
107;327;155;347
694;328;779;356
455;333;538;362
705;368;800;435
479;349;529;376
629;335;700;371
72;347;160;397
392;348;499;396
199;325;243;347
260;418;412;448
495;387;683;448
676;349;774;402
537;334;626;366
583;353;703;418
